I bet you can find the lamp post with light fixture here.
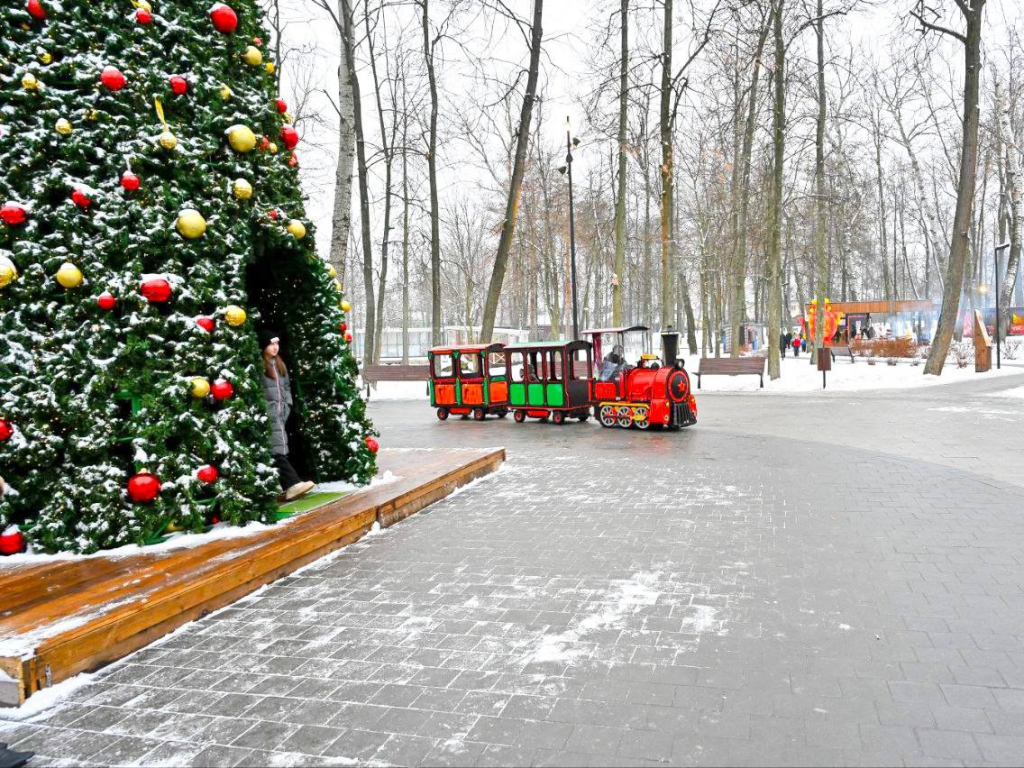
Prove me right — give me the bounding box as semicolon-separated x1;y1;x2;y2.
557;116;582;341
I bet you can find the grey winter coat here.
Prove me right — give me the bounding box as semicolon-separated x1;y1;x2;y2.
263;372;293;456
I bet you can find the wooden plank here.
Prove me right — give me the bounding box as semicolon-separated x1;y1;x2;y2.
0;448;504;705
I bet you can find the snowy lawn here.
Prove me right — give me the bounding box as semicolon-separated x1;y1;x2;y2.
363;357;1024;399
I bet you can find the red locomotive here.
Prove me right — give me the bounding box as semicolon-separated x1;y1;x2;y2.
584;326;697;430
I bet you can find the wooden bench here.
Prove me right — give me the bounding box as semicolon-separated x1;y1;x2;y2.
362;364;430;396
697;357;766;389
830;345;855;363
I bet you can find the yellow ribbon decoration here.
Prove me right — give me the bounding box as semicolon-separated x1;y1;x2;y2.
154;98;167;129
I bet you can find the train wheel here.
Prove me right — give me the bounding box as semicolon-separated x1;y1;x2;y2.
599;405;616;428
633;406;650;430
514;409;526;423
473;408;486;421
616;406;633;429
552;410;565;425
436;408;449;421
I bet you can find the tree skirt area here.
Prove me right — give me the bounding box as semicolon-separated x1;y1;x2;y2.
0;473;400;565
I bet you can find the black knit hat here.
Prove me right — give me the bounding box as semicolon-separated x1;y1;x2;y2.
257;328;280;351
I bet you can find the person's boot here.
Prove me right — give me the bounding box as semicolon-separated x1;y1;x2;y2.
284;480;316;501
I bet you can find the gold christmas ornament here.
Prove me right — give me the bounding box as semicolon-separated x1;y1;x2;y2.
219;84;232;100
21;73;39;91
232;178;253;200
39;52;52;64
86;109;99;121
159;130;178;150
286;220;306;240
265;62;275;75
56;262;83;289
0;256;17;288
283;112;293;124
340;300;351;313
241;46;263;66
224;305;247;326
268;142;278;155
189;377;211;398
327;264;338;278
55;118;73;135
226;124;256;153
333;280;343;293
176;209;207;239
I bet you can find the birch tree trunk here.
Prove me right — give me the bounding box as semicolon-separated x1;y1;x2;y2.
924;0;986;376
328;0;356;283
421;0;443;346
766;0;785;380
997;81;1022;333
480;0;545;341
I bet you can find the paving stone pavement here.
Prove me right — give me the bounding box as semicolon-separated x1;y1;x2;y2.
2;374;1024;767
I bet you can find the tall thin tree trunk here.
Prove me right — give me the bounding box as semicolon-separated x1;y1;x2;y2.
997;81;1022;333
659;0;675;332
766;0;785;380
422;0;442;345
925;2;986;376
481;0;544;341
811;0;827;356
329;0;357;283
367;7;394;364
612;0;629;325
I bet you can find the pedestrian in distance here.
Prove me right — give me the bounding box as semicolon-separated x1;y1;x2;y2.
779;331;788;358
792;334;802;358
260;330;316;502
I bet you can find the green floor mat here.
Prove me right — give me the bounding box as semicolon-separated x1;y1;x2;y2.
275;491;350;519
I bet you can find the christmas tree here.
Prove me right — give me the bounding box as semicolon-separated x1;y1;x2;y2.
0;0;377;553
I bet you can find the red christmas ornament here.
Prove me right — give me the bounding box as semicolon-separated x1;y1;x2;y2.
197;465;219;484
1;202;27;227
0;419;13;441
101;66;126;91
140;276;172;303
0;529;25;556
288;152;299;168
209;3;238;34
196;316;215;333
169;75;188;95
268;209;279;220
259;136;270;151
279;126;299;151
211;379;234;401
135;8;152;23
127;472;161;503
365;436;379;454
121;171;140;191
275;98;288;113
339;322;347;333
26;0;45;21
253;36;263;46
344;331;353;343
71;188;92;209
97;292;117;311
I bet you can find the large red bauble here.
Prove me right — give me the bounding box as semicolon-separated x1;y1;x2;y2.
1;202;27;226
196;316;215;333
140;276;172;303
0;419;12;441
197;465;219;484
209;3;238;33
97;292;116;311
170;76;188;95
275;98;287;113
135;8;152;23
101;66;126;91
26;0;45;20
279;126;299;151
71;189;91;208
0;529;25;556
127;472;161;503
210;379;234;401
365;436;379;454
121;171;140;191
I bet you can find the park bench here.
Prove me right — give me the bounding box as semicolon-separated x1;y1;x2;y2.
696;356;766;389
362;364;430;397
830;345;855;363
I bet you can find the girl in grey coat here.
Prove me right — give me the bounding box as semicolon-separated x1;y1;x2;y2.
259;330;315;501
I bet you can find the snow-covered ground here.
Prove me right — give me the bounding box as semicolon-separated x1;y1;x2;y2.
363;357;1024;399
988;385;1024;399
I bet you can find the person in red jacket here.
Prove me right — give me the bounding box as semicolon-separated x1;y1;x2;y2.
792;334;802;358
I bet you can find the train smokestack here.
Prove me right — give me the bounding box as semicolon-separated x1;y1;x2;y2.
661;328;680;368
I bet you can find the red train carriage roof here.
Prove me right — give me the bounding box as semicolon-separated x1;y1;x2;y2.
503;339;592;351
428;343;505;355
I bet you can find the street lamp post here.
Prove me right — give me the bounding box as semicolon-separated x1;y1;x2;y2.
995;242;1010;370
563;117;581;341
